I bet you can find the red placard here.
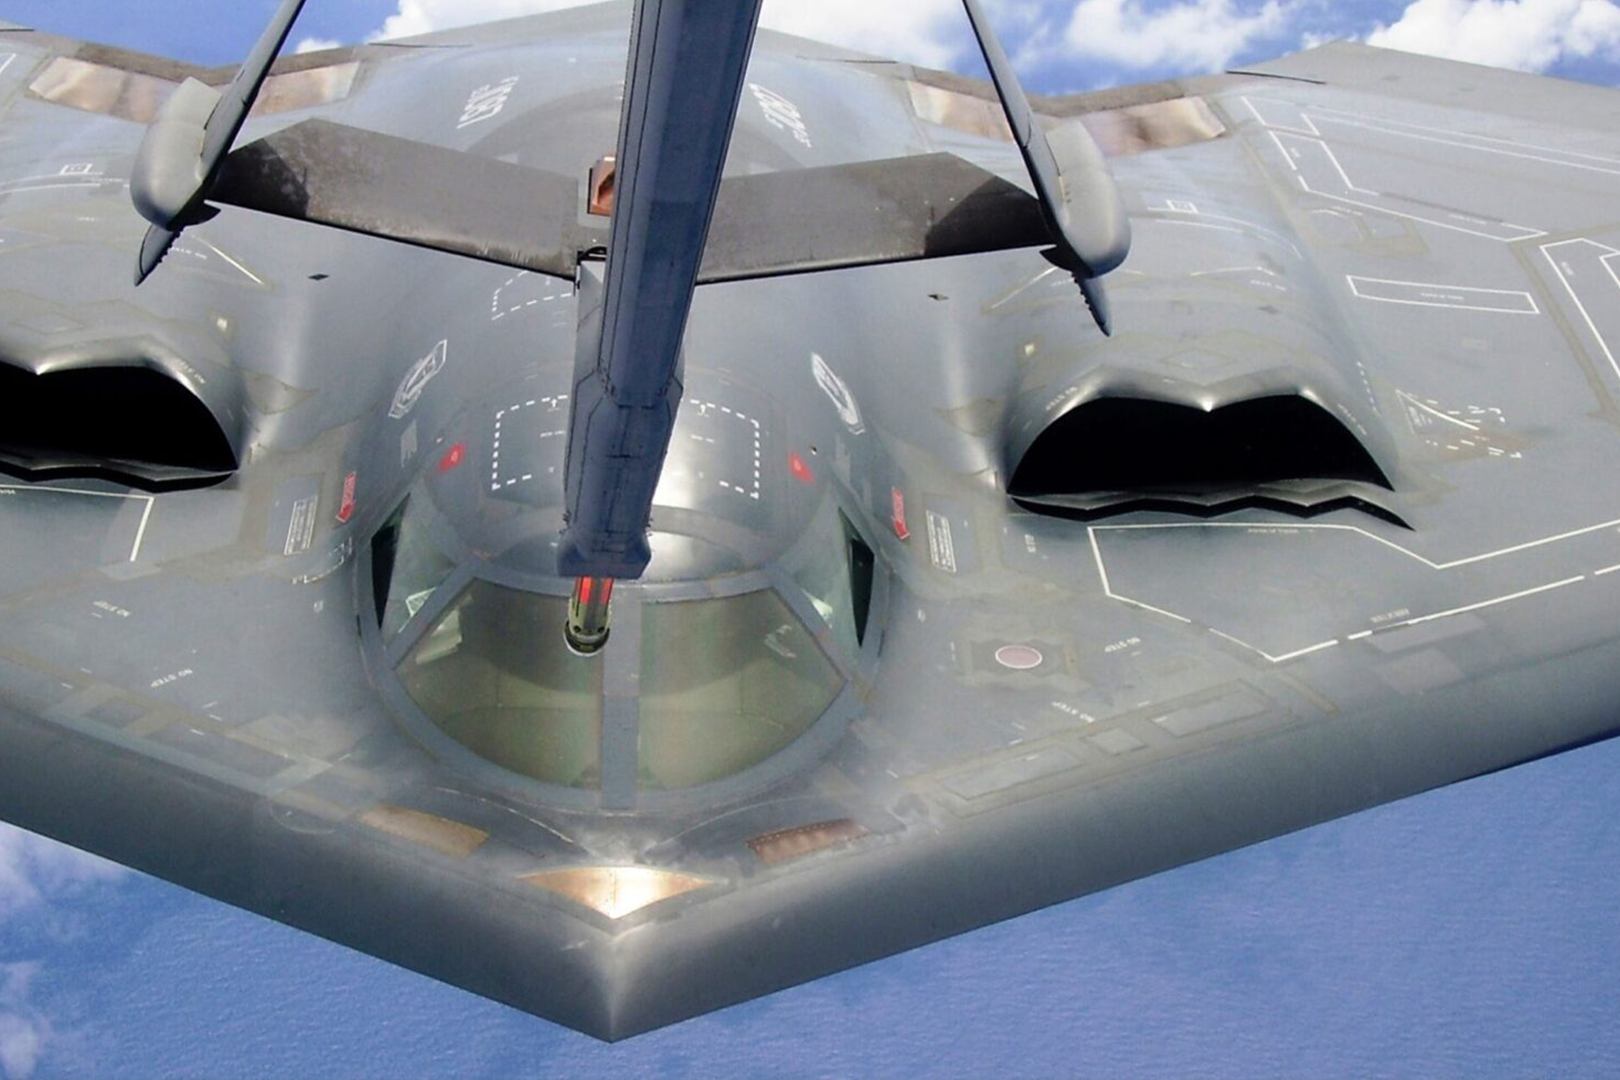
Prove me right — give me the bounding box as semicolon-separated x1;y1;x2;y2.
891;487;910;540
336;472;357;523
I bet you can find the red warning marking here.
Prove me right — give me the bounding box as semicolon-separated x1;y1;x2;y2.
891;488;910;540
336;472;357;523
437;442;466;473
789;451;814;484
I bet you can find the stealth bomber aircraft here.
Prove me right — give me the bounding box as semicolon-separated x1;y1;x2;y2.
0;0;1618;1040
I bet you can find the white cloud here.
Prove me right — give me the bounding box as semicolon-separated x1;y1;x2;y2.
0;965;47;1080
1062;0;1291;70
0;832;124;1078
294;37;343;54
0;1013;44;1080
1367;0;1620;71
758;0;964;67
375;0;582;41
0;824;125;919
373;0;967;69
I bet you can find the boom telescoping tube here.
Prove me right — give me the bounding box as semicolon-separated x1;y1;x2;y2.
564;576;614;655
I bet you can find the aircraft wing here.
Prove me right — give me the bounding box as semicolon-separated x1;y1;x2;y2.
0;5;1618;1042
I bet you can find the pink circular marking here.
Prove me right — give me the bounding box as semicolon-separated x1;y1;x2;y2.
994;644;1044;671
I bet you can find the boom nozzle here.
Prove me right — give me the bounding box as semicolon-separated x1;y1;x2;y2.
564;576;614;655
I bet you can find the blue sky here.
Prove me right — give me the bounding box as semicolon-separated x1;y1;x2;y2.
1;0;1620;1076
6;0;1620;91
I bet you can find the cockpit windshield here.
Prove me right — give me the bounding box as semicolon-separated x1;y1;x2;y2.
390;583;856;794
371;491;455;643
782;504;875;662
638;590;842;790
374;481;873;794
398;582;603;788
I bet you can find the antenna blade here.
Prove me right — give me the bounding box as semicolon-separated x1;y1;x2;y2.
1079;274;1112;337
134;224;179;286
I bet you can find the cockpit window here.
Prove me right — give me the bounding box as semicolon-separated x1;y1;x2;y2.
782;502;876;661
784;505;856;661
372;494;457;643
638;590;843;790
382;498;869;792
398;581;603;788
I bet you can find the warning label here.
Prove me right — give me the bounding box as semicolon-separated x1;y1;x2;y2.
925;510;957;574
285;495;318;556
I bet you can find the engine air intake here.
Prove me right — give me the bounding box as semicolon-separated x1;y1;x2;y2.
1011;395;1390;496
0;363;237;489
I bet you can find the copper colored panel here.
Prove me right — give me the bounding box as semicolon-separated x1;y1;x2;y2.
908;78;1224;158
523;866;711;919
29;57;174;124
748;819;870;867
588;155;616;216
359;805;489;859
908;81;1012;142
252;62;359;117
1076;97;1227;156
28;57;359;124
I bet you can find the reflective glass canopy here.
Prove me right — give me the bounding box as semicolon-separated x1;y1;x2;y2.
638;590;842;790
399;582;603;788
375;492;871;794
